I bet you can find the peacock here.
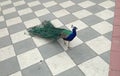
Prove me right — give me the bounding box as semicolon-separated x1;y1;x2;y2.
27;20;77;48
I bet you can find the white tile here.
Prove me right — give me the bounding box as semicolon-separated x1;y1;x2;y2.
53;9;70;18
99;0;115;8
0;45;16;62
43;1;57;8
13;0;25;6
35;9;50;17
10;30;30;43
46;52;75;75
57;38;68;50
1;0;11;6
58;36;83;50
91;21;113;34
78;1;96;8
27;1;41;7
32;37;52;47
6;17;22;27
65;20;88;31
69;37;83;48
58;37;83;50
0;28;9;38
3;7;16;15
60;1;75;8
18;8;32;16
24;18;41;28
51;19;63;27
72;10;92;19
17;48;43;69
86;36;111;54
0;16;4;22
95;10;114;20
78;56;109;76
9;71;22;76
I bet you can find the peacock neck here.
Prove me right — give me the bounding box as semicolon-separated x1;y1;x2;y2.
72;28;76;35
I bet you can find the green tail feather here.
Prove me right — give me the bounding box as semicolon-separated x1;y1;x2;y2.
28;20;68;39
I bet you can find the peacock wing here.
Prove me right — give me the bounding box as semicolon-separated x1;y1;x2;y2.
28;25;65;39
60;29;72;38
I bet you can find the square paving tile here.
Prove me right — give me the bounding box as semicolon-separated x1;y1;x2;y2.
78;56;109;76
100;51;110;64
14;38;36;55
0;36;12;48
81;15;103;26
66;5;83;13
46;52;76;75
56;66;85;76
77;27;101;42
38;41;64;59
8;23;26;34
0;57;20;76
67;43;97;64
22;61;52;76
59;14;78;24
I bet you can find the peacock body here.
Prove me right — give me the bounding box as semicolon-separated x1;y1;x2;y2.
27;20;77;48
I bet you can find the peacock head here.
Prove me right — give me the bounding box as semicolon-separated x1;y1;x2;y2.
71;25;77;30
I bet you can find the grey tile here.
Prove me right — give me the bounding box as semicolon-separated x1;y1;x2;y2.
39;13;56;22
48;5;63;12
59;15;78;24
0;0;7;2
81;15;103;26
4;12;19;20
21;13;36;21
87;5;105;14
0;36;12;48
104;31;112;40
24;0;35;2
16;4;28;10
106;17;114;24
67;43;97;64
71;0;85;3
11;0;21;2
14;38;36;55
0;57;20;76
109;7;115;12
66;5;83;13
0;22;6;29
100;51;110;64
31;5;45;11
39;0;53;3
90;0;106;3
22;61;52;76
54;0;69;3
2;4;14;10
8;23;26;34
77;27;101;42
56;66;85;76
38;41;64;59
111;0;115;2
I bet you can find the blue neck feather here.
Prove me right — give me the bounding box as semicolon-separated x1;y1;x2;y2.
63;27;77;41
72;28;76;35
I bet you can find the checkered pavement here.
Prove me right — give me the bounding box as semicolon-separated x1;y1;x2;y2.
0;0;115;76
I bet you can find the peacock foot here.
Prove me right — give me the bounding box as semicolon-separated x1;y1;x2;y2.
68;46;72;49
63;40;66;45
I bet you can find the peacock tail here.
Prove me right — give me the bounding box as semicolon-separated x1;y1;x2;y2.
27;20;72;40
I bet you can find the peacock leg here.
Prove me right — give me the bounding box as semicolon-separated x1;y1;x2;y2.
64;40;66;45
68;41;71;49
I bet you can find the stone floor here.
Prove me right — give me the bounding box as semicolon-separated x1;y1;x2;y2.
0;0;115;76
